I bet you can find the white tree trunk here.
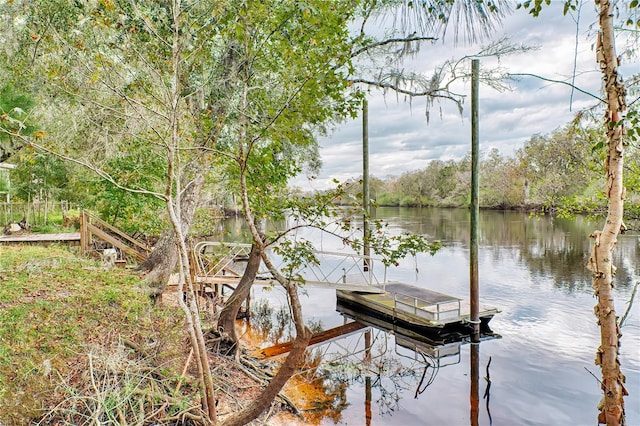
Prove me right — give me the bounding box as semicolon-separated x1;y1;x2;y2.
589;1;628;424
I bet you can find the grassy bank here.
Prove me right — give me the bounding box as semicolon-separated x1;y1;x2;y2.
0;245;188;424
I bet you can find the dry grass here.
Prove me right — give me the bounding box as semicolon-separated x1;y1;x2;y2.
0;244;305;426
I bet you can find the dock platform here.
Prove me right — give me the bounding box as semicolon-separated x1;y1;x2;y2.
337;282;499;330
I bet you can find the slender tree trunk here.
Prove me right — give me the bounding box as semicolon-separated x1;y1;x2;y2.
221;270;311;426
589;2;628;424
217;242;261;345
140;172;205;297
165;1;216;422
221;65;312;424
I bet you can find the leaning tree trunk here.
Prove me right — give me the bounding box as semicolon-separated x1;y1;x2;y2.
217;243;261;346
589;1;628;424
140;172;205;298
221;268;312;426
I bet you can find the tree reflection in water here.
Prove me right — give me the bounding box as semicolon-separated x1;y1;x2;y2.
288;315;500;425
293;326;431;423
247;296;498;425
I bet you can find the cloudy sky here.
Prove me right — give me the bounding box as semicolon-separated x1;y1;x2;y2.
293;2;638;190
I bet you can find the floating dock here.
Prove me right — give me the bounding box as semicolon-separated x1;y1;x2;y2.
336;282;499;332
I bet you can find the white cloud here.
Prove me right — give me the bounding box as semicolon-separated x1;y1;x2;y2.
290;3;637;190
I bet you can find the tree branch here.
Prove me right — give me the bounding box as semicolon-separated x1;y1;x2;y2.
27;139;165;200
507;72;604;102
351;35;438;58
348;77;461;102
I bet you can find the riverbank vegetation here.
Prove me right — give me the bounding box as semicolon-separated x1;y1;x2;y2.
0;0;638;424
336;123;640;221
0;245;183;423
0;245;310;425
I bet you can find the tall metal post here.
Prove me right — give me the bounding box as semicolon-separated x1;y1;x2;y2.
470;59;480;340
362;98;371;271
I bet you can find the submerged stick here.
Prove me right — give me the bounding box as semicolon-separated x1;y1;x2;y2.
483;356;493;425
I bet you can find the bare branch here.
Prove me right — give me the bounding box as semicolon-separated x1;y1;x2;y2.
349;77;462;102
507;73;605;102
351;35;438;58
619;281;638;328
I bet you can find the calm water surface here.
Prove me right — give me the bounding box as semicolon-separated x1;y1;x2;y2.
237;207;640;426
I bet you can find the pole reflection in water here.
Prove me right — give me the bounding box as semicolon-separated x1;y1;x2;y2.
470;341;479;426
365;376;372;426
332;302;500;425
364;329;372;426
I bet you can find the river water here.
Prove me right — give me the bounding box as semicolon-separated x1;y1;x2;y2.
229;207;640;425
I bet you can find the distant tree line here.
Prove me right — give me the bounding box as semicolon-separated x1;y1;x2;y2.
336;122;640;219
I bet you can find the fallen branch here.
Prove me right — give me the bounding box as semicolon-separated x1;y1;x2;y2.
175;348;194;393
234;355;301;417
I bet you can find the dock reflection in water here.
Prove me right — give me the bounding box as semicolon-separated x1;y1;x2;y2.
313;302;501;426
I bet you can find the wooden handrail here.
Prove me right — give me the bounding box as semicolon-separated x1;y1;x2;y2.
86;223;147;262
79;210;150;262
83;211;151;253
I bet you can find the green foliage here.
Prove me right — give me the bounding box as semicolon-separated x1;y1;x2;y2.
215;0;365;223
376;191;401;206
348;121;640;220
12;148;69;202
626;107;640;146
0;85;37;162
87;153;166;234
516;0;577;17
0;171;8;193
269;181;440;274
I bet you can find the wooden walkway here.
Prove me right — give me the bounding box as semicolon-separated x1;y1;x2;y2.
0;232;81;243
1;211;151;263
193;241;386;294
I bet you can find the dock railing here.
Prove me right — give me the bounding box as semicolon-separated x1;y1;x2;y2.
193;241;253;279
393;292;462;322
302;250;387;290
193;241;387;292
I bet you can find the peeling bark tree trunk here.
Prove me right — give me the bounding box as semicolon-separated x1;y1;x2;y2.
217;242;261;345
140;172;204;298
589;1;628;424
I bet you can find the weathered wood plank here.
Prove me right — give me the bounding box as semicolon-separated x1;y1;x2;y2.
256;321;367;358
86;223;146;262
0;232;81;242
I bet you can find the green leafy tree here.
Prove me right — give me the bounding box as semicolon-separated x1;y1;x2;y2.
0;85;37;162
517;126;596;208
480;148;525;207
12;149;69;223
88;153;165;234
